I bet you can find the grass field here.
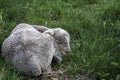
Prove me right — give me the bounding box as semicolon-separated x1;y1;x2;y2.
0;0;120;80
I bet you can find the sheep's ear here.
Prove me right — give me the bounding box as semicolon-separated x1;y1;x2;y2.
43;29;54;36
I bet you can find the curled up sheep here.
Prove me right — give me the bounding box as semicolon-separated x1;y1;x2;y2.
1;23;71;77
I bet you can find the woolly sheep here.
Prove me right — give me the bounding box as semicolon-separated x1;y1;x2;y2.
2;23;70;77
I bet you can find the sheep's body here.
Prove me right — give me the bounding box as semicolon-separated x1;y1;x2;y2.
2;23;55;76
2;23;70;77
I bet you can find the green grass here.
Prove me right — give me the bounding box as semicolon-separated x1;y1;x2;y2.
0;0;120;80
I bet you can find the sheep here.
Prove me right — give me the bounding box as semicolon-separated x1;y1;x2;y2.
2;23;70;77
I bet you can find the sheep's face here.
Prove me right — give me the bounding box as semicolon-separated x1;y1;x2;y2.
54;28;71;55
44;28;71;55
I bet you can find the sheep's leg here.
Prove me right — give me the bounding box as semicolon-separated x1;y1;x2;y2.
26;55;42;77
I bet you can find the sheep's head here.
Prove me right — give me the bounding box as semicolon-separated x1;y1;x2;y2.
53;28;70;55
44;28;70;55
44;28;70;63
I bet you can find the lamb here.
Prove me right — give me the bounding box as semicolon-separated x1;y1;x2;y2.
2;23;70;77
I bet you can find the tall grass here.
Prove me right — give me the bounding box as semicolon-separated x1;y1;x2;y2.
0;0;120;80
